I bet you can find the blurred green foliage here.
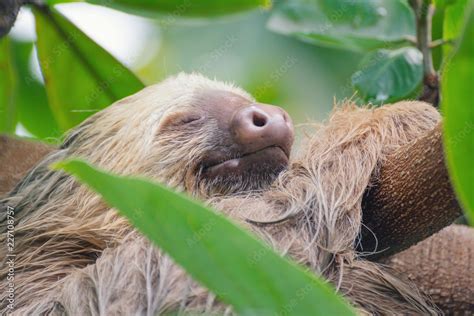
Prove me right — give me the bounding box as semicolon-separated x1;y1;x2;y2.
0;0;473;313
267;0;415;52
138;10;362;123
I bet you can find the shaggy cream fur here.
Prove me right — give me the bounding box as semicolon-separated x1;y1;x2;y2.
0;73;441;315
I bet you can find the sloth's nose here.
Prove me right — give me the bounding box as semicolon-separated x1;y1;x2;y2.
230;103;294;157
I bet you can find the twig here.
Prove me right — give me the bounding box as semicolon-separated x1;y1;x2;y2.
430;38;453;48
402;35;418;45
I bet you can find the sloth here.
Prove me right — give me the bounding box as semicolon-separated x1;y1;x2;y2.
0;73;447;314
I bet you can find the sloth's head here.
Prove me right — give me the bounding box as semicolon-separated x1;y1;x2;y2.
63;73;294;197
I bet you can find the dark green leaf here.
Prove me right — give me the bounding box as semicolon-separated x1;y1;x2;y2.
442;5;474;224
34;6;144;131
55;159;356;316
351;47;423;104
11;40;61;141
0;37;17;133
267;0;415;52
45;0;270;17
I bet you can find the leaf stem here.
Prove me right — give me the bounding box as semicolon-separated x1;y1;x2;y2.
430;38;453;48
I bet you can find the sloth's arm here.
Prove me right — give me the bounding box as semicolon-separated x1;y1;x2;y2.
359;120;473;314
359;123;463;260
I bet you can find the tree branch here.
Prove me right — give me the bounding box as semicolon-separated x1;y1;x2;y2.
0;0;23;38
359;123;463;260
410;0;440;106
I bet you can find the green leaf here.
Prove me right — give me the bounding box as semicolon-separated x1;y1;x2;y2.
45;0;270;17
442;5;474;225
267;0;415;52
433;0;456;10
55;159;356;316
34;6;145;131
442;0;471;61
351;47;423;104
10;40;61;141
0;37;18;133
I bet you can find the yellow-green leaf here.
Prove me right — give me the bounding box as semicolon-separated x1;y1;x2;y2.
46;0;271;17
11;40;61;141
34;6;144;131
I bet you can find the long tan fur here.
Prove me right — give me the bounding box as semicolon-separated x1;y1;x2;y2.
1;73;440;315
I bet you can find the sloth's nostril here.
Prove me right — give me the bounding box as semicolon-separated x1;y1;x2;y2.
231;103;294;157
252;113;267;127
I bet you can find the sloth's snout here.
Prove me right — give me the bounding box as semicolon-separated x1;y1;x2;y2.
231;103;294;157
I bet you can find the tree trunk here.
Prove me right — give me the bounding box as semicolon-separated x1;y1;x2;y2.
0;0;23;38
359;123;463;260
385;224;474;314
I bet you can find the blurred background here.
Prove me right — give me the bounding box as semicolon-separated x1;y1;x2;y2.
9;2;361;138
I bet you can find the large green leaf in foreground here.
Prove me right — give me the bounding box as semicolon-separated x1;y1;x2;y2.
442;5;474;225
56;159;355;316
34;7;144;131
267;0;415;52
442;0;470;61
45;0;270;17
351;47;423;104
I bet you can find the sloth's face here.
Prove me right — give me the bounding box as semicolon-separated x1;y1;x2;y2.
156;89;294;196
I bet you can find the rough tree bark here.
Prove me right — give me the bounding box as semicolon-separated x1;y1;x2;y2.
0;0;25;38
359;123;463;259
384;225;474;313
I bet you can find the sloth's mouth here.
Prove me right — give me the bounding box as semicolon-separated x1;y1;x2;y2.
201;146;289;179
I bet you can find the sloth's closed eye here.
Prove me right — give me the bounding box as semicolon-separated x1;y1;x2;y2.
180;114;202;124
160;113;203;130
